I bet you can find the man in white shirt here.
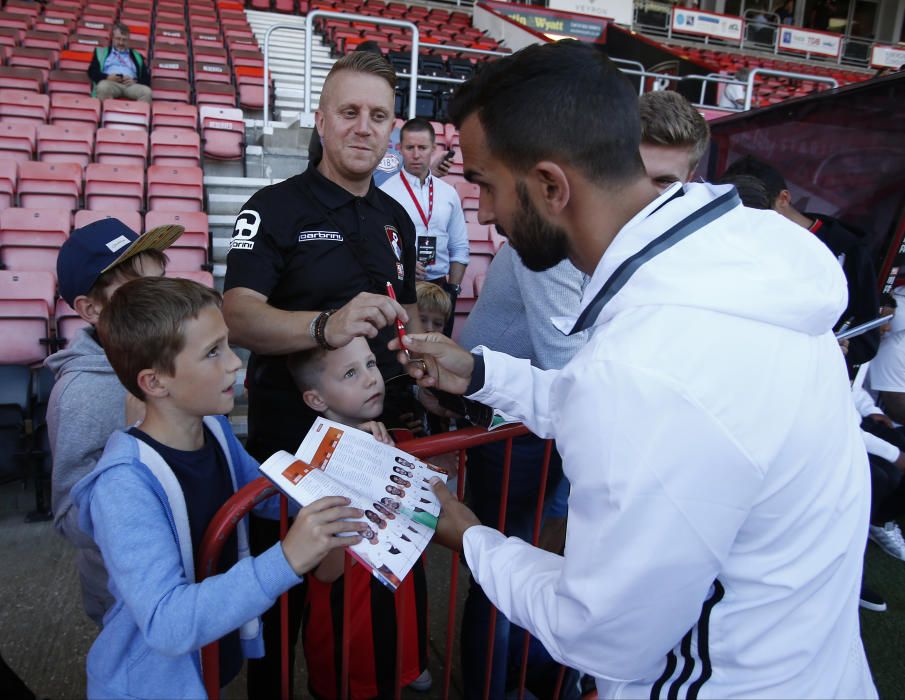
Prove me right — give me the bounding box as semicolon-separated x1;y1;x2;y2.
393;40;877;699
718;68;749;110
381;118;468;335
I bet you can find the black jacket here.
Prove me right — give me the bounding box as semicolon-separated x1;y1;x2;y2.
809;213;881;367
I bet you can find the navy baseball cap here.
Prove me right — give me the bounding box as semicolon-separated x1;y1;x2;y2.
57;218;183;307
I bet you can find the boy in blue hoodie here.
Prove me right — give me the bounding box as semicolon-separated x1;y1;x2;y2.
72;276;366;699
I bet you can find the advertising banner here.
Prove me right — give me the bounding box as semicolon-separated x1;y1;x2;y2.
776;26;841;58
481;0;608;42
671;8;744;42
870;44;905;69
548;0;633;27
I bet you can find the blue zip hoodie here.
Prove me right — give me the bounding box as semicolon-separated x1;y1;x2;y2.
72;415;302;699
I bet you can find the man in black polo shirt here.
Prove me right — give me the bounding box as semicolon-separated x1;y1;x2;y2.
223;51;420;699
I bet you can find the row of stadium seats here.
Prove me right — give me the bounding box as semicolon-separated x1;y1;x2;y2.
0;161;203;212
669;44;870;106
0;103;245;161
0;267;214;366
0;0;269;110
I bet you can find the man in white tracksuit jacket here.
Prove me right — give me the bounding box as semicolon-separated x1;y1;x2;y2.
395;42;877;699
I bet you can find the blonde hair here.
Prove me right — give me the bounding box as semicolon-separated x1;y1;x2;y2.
416;282;452;321
638;91;710;172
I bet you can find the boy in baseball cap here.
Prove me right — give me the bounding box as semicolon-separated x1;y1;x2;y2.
45;217;183;626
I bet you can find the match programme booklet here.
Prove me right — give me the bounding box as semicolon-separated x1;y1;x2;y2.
258;417;448;590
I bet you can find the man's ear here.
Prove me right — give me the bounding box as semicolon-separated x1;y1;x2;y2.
73;294;103;325
774;189;793;213
137;368;169;400
315;109;325;140
531;161;571;216
302;388;327;413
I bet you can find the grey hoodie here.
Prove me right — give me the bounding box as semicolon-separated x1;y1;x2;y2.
45;327;126;624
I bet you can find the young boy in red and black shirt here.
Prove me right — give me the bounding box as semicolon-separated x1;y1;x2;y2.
288;337;430;699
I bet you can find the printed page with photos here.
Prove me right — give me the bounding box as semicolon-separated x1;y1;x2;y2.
258;418;450;590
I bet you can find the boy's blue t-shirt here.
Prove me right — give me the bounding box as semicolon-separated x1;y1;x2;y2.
128;425;242;688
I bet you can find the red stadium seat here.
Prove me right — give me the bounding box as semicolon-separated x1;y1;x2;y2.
101;99;151;131
150;128;201;167
147;165;203;212
0;270;55;365
194;61;232;85
151;58;190;82
16;162;82;210
151;78;192;104
74;208;143;234
0;159;17;210
59;50;91;74
236;66;267;110
0;67;44;93
49;94;101;129
195;82;237;108
36;124;94;167
144;209;209;271
85;163;144;211
0;89;49;125
94;127;148;168
152;102;198;131
8;47;54;79
53;297;90;349
200;105;244;160
0;122;36;163
0;208;71;275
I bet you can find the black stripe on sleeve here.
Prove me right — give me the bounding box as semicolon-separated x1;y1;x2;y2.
650;650;678;700
686;580;726;700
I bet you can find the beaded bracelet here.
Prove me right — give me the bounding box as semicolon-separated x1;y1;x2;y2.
313;309;338;350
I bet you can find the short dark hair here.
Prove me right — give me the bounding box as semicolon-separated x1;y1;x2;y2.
449;40;644;187
286;347;328;393
400;117;435;143
112;22;130;35
638;91;710;172
98;277;222;399
714;173;771;210
721;155;788;205
87;249;168;304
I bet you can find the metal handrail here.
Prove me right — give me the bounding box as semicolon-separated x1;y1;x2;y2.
263;22;307;128
420;41;510;57
743;67;838;110
304;11;420;120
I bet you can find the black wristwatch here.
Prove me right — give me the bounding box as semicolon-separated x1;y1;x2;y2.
448;283;462;295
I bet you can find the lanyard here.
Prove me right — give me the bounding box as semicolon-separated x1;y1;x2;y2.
400;173;433;228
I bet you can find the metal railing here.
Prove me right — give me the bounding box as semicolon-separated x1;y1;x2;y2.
743;67;839;110
261;12;512;127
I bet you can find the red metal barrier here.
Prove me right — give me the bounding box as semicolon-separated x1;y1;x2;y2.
198;423;579;700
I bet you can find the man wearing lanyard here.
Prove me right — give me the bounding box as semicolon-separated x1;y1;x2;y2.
382;117;469;336
222;51;420;699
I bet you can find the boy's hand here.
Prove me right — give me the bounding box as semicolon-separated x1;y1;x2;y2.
389;333;474;395
357;420;393;445
281;496;365;576
430;478;480;553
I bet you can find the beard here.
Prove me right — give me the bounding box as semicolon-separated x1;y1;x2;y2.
499;181;571;272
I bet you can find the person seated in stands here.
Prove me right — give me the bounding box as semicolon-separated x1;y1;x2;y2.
287;337;432;699
723;155;882;367
868;288;905;428
719;68;750;109
638;90;710;191
46;218;180;627
71;277;364;699
87;22;152;104
775;0;796;24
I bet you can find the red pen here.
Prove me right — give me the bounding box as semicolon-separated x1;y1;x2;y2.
386;281;411;359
